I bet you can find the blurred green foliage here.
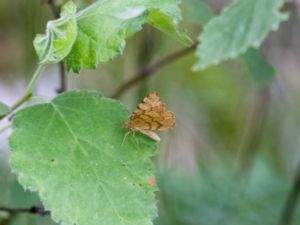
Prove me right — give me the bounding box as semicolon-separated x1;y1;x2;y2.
156;158;300;225
0;0;300;225
241;48;276;86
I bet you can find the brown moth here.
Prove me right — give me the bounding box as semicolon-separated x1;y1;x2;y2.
123;92;175;142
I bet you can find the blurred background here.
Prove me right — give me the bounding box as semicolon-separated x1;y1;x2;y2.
1;0;300;224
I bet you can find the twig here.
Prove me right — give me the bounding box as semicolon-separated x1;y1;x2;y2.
0;206;50;216
277;162;300;225
56;61;67;93
111;42;198;99
45;0;67;93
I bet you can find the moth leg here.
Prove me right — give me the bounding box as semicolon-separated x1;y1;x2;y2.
122;131;139;146
122;131;131;146
132;131;139;146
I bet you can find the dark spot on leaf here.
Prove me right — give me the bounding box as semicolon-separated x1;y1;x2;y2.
51;159;55;162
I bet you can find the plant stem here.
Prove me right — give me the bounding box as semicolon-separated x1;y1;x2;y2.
0;206;50;216
11;93;32;112
0;64;45;122
25;64;46;96
57;61;67;93
0;93;32;121
110;42;198;99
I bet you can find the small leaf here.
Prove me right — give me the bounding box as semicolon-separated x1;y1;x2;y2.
34;1;77;64
194;0;288;70
148;9;192;46
240;48;276;86
0;102;10;117
9;91;157;225
66;0;190;73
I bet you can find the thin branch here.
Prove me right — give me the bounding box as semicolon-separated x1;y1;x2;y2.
0;206;50;216
111;42;198;99
277;162;300;225
56;60;67;93
45;0;67;93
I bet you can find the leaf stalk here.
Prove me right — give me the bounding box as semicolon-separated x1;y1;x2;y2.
24;64;46;96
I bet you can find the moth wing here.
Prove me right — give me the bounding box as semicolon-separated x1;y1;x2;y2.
128;115;152;130
136;128;161;142
123;92;175;138
143;109;175;131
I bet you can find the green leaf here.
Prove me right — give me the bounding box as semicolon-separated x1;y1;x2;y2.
9;91;157;225
184;0;215;25
66;0;190;73
147;9;192;46
34;1;77;64
194;0;288;70
0;102;10;117
240;48;276;86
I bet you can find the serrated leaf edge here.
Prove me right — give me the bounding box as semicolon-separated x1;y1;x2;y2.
193;0;289;71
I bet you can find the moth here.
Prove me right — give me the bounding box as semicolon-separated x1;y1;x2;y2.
123;92;175;142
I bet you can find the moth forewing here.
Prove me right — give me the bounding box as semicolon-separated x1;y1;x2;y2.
137;129;161;142
123;92;175;142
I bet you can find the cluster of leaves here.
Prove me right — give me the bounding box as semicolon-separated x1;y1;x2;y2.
34;0;287;76
34;0;192;72
0;0;289;225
